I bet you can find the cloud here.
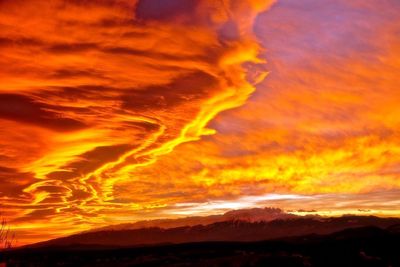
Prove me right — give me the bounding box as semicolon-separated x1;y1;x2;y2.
1;0;399;246
0;93;87;131
0;0;275;244
135;0;199;22
112;0;400;225
0;166;35;199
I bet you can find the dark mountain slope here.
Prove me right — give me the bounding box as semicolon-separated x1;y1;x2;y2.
3;225;400;267
29;215;400;248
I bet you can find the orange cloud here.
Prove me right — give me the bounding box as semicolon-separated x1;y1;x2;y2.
1;0;399;246
111;0;400;228
0;0;275;245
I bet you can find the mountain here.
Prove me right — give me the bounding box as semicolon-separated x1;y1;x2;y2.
86;207;297;233
5;225;400;267
29;215;400;248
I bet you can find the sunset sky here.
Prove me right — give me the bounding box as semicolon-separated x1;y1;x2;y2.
1;0;400;245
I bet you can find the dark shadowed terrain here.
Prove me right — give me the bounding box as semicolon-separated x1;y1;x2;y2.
1;226;400;267
26;216;400;247
1;216;400;267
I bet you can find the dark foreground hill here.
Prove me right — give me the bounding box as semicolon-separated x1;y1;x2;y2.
1;225;400;267
28;216;400;247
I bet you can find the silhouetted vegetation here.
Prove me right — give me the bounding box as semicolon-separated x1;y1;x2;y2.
0;216;15;267
0;217;15;250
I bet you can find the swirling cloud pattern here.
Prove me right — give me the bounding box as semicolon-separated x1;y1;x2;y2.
0;0;399;245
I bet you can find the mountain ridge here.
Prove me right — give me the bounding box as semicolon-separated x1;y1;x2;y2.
83;207;298;233
27;215;400;248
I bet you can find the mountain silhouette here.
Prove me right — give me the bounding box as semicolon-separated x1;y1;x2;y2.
28;215;400;248
84;207;297;233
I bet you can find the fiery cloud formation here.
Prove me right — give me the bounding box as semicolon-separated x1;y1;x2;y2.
0;0;274;243
0;0;399;245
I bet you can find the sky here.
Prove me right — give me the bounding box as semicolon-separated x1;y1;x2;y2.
0;0;399;245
